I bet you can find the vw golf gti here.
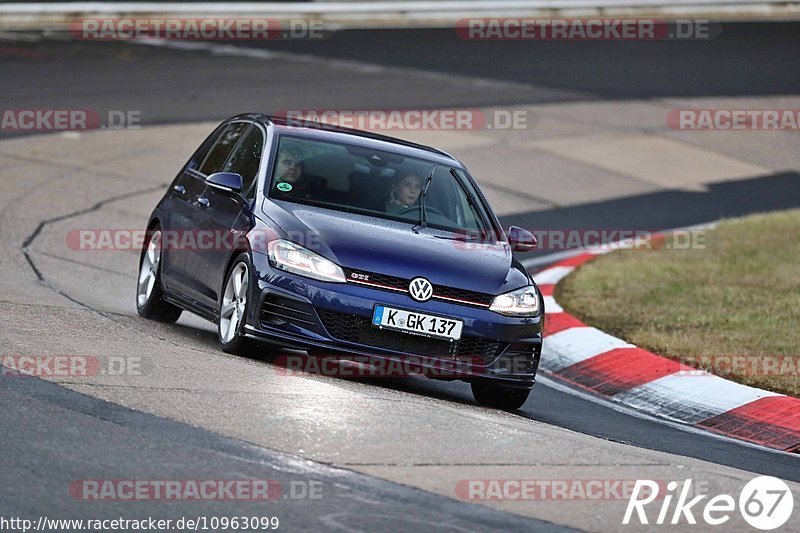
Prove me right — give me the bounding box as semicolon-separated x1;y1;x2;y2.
136;114;544;409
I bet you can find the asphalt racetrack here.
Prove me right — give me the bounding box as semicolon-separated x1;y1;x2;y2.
1;23;799;531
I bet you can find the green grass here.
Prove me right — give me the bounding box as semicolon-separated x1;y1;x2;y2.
556;209;800;396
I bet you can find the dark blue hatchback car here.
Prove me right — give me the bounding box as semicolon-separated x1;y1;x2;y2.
137;114;544;409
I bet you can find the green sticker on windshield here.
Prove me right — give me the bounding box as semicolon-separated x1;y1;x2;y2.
276;182;293;192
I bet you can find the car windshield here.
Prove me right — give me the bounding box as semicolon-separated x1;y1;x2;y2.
267;135;495;235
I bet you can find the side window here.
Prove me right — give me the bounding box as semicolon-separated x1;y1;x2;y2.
198;122;249;176
223;126;264;197
185;125;225;172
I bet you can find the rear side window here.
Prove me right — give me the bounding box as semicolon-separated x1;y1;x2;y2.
223;125;264;197
185;125;225;171
198;122;250;176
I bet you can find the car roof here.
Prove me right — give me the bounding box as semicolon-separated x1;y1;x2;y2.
229;113;465;168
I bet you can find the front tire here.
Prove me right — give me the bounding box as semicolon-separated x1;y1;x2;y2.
471;382;531;411
218;253;253;354
136;226;182;323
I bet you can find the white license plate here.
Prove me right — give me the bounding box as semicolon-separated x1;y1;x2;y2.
372;305;463;341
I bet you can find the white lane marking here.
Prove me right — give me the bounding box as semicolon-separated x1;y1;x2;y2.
41;29;73;41
614;373;781;425
532;265;574;285
133;39;535;91
537;374;793;457
0;31;42;42
542;326;634;372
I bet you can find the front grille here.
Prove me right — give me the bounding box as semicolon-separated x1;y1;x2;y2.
431;285;493;306
318;310;505;363
343;268;494;307
260;294;321;333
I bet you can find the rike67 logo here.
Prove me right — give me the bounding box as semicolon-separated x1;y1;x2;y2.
624;476;793;529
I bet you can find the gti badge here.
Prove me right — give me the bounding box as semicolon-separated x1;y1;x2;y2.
408;277;433;302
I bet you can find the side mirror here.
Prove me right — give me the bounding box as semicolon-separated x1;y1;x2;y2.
206;172;243;193
507;226;538;252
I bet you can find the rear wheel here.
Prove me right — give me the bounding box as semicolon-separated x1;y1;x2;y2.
136;227;182;323
471;382;531;411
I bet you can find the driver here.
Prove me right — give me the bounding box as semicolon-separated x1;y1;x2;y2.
385;172;422;215
274;147;304;184
273;147;323;198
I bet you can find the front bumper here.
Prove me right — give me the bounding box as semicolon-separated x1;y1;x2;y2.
245;252;543;388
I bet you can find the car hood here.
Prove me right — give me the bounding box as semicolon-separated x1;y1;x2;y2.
264;201;530;295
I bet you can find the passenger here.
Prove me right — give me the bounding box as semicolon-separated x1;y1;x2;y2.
385;172;422;214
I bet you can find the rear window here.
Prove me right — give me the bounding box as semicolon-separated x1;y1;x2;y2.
267;135;494;235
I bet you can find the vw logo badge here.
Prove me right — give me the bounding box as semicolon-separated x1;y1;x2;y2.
408;277;433;302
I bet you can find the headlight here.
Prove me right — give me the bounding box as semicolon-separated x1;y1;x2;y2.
489;285;540;316
267;239;346;283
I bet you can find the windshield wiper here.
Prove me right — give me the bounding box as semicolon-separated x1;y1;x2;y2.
450;168;494;240
418;164;436;229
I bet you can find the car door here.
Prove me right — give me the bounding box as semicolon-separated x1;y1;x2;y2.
158;124;226;295
175;121;251;308
189;123;264;311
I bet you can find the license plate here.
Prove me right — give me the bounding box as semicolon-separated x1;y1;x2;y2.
372;305;463;341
